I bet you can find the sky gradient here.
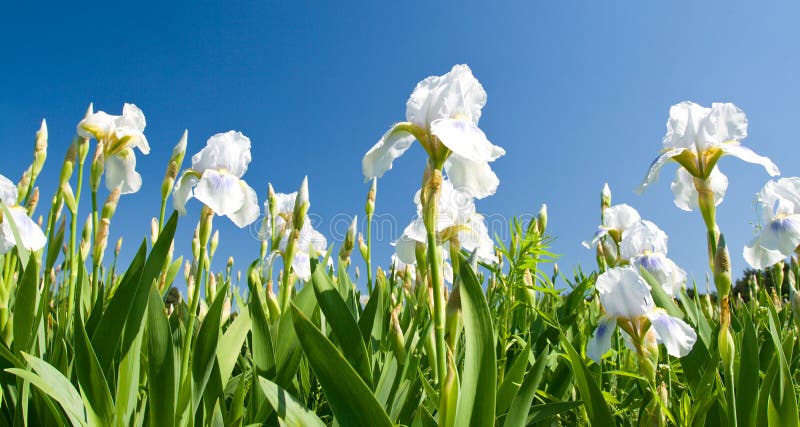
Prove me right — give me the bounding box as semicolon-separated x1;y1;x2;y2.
2;1;800;292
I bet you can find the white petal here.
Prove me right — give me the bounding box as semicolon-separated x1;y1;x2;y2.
443;155;499;199
393;234;419;265
718;143;780;177
458;214;496;264
671;167;728;212
587;316;617;363
431;118;504;163
0;174;18;206
582;227;609;249
743;214;800;269
122;103;146;131
2;206;46;252
662;101;711;151
227;181;260;228
635;148;684;194
631;253;686;298
646;310;697;357
105;149;142;194
291;251;312;282
701;102;747;145
595;266;654;319
77;111;116;140
194;169;246;216
405;64;487;128
619;220;668;260
172;172;199;215
361;125;416;180
191;131;252;177
603;204;641;231
443;261;453;283
297;221;327;256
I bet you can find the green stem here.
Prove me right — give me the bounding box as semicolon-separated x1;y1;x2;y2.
180;240;207;385
366;216;373;293
427;228;446;386
67;157;85;327
279;234;297;312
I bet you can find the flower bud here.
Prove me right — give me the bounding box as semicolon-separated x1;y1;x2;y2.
101;188;121;220
192;226;200;260
61;183;77;214
713;234;732;297
171;130;188;166
32;119;48;177
93;218;110;267
420;167;442;235
89;142;105;193
221;297;232;325
59;141;77;188
292;176;309;231
357;233;368;262
161;161;180;200
601;182;611;211
445;284;462;351
390;308;406;363
115;237;123;257
267;183;277;218
718;327;735;371
25;187;39;215
339;215;358;262
210;230;220;258
366;177;377;219
17;167;32;204
150;218;159;244
199;206;214;248
772;261;785;294
80;214;93;262
536;204;548;234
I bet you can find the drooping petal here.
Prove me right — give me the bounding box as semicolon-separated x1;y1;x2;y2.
1;206;46;253
718;143;780;177
194;169;246;216
191;131;252;177
122;103;146;131
646;309;697;357
443;154;499;199
405;64;487;128
291;250;312;282
117;103;150;154
743;214;800;270
227;180;260;228
587;316;617;363
172;172;199;215
431;118;504;163
105;149;143;194
297;221;328;256
362;125;417;180
619;220;668;260
595;266;654;319
458;213;496;264
393;234;419;265
582;227;609;249
0;174;18;206
635;147;685;194
671;167;728;212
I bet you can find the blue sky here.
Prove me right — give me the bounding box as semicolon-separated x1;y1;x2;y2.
2;1;800;292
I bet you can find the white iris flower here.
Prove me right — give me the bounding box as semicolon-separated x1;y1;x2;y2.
173;131;260;228
587;266;696;362
77;103;150;194
744;177;800;270
637;101;779;194
362;64;505;198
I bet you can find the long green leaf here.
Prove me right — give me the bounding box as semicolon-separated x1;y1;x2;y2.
455;257;497;427
191;283;229;414
248;268;276;381
218;309;250;387
74;314;115;426
257;376;326;427
8;353;86;427
561;336;615;425
311;263;372;387
291;304;392;427
13;256;39;354
497;342;531;416
145;284;176;427
736;306;759;427
504;346;549;427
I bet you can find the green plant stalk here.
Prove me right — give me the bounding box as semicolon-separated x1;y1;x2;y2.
180;236;207;386
279;233;297;311
366;216;373;293
426;223;446;387
66;156;86;327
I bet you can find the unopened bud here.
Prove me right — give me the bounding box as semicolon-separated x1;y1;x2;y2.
713;234;732;297
357;233;368;262
32;119;48;177
210;230;220;258
192;226;200;259
161;161;180;199
292;176;309;231
366;177;377;219
17;167;32;204
59;142;77;187
101;188;121;220
718;327;735;371
26;187;39;215
199;206;214;247
61;184;77;214
390;309;406;363
601;183;612;210
536;204;548;234
80;214;93;262
89;142;105;192
339;215;358;261
115;237;123;256
221;297;232;325
267;183;277;218
171;130;188;166
150;218;159;243
93;218;110;266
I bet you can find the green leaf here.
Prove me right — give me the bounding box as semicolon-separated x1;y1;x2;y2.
91;212;179;374
257;376;326;427
290;304;392;427
191;283;229;414
74;313;116;426
115;316;144;425
13;256;39;354
247;264;276;381
736;307;759;427
454;256;497;427
527;400;584;424
218;309;251;387
274;281;316;388
639;267;683;319
357;279;383;345
311;263;372;387
561;336;615;425
145;284;176;427
504;346;549;427
8;353;86;427
496;341;531;416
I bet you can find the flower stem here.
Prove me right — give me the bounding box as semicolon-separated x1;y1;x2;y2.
180;207;212;386
67;156;85;327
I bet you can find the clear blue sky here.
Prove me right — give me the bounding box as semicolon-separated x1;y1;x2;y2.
2;1;799;292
